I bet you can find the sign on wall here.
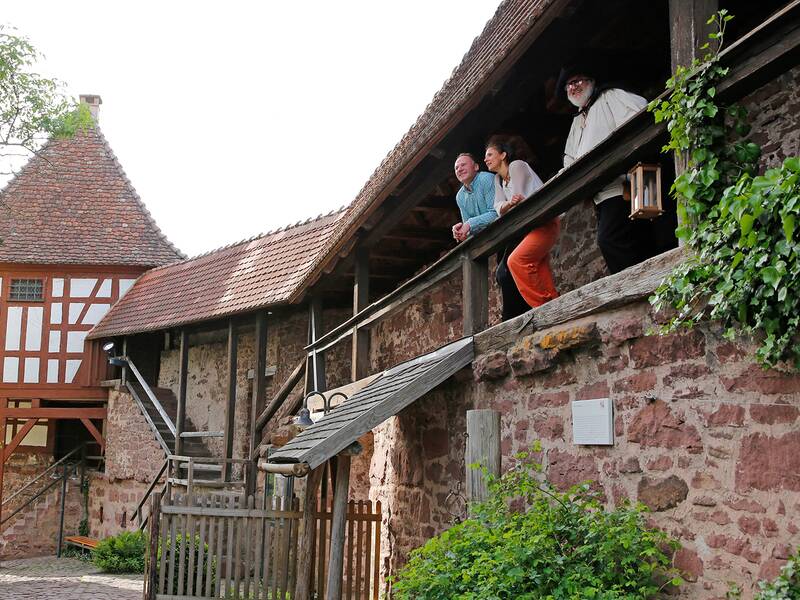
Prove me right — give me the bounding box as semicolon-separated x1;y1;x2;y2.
571;398;614;445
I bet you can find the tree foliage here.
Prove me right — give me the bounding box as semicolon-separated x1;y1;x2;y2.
0;25;91;174
391;449;680;599
649;11;800;369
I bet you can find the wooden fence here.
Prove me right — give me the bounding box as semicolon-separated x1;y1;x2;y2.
145;491;382;600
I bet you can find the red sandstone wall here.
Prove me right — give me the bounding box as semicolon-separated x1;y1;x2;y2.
105;388;165;482
87;474;151;539
370;301;800;598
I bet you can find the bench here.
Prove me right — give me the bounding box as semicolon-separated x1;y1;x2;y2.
64;535;99;551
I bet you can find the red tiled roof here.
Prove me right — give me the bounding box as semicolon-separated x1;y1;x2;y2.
87;210;346;338
0;125;183;266
289;0;558;302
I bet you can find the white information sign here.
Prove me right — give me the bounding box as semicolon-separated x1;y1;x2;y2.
571;398;614;445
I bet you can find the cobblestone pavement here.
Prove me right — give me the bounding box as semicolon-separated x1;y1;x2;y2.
0;556;143;599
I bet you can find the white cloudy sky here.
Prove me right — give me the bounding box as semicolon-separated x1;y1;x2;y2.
4;1;501;257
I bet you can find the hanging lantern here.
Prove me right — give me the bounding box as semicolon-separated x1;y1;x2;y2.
628;163;663;219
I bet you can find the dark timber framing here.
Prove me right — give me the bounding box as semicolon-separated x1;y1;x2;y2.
222;319;238;482
247;311;268;495
174;329;189;456
352;248;370;381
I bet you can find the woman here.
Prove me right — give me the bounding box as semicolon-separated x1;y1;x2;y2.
484;136;559;310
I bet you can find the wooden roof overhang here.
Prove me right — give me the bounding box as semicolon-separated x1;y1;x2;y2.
304;0;800;356
292;0;681;302
267;337;473;469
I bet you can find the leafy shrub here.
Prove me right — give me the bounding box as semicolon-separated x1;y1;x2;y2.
158;533;216;596
93;530;147;573
392;449;680;599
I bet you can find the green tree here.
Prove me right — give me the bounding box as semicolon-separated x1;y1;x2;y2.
0;25;91;174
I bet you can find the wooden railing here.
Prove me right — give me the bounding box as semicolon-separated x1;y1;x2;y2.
303;1;800;362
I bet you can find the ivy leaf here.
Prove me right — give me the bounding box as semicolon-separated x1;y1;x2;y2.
739;213;754;236
784;156;800;173
783;214;796;242
761;266;781;289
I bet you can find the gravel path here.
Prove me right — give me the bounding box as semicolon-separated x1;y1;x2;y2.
0;556;143;600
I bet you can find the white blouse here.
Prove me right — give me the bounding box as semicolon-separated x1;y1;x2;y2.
493;160;544;215
563;88;647;204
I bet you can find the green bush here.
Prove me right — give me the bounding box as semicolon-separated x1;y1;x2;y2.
158;533;217;596
392;449;680;599
93;530;147;573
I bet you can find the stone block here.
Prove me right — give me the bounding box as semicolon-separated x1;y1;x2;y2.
637;475;688;511
704;404;745;427
629;330;705;368
674;547;704;582
736;431;800;492
628;400;703;453
473;351;510;381
749;404;799;425
721;364;800;395
546;449;600;492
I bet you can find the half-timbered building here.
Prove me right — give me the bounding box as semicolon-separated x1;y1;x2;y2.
0;95;182;556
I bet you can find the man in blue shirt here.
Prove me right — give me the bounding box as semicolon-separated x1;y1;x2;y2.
451;152;529;320
452;153;497;241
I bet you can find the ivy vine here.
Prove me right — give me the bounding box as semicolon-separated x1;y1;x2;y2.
649;10;800;369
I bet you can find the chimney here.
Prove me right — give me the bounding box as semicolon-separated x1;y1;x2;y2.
79;94;102;123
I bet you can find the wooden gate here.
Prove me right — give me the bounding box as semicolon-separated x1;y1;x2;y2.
145;491;382;599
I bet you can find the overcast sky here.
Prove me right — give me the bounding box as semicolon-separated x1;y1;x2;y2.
4;1;501;257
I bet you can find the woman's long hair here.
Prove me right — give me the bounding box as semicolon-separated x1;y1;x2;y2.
486;134;535;168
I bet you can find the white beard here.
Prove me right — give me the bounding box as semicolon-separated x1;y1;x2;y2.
568;82;594;109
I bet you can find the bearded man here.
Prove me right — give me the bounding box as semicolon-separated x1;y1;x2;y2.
560;64;654;274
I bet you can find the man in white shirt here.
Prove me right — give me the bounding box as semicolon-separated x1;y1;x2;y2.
560;63;655;274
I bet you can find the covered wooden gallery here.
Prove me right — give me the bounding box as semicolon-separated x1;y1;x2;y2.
87;1;800;598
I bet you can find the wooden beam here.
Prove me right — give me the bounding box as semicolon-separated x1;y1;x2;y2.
80;418;105;453
325;454;352;600
248;311;268;495
669;0;718;74
0;407;107;419
352;248;370;381
462;254;489;335
0;399;5;522
474;248;684;355
222;319;238;482
2;418;39;462
174;329;189;455
293;465;324;600
465;410;501;503
307;297;326;393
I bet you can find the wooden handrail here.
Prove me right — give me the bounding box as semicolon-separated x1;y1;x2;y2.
304;3;800;357
126;357;176;437
253;358;306;437
131;459;168;528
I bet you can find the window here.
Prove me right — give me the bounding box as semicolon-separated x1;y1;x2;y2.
4;400;48;449
9;279;44;301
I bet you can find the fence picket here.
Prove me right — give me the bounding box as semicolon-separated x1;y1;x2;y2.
363;501;372;600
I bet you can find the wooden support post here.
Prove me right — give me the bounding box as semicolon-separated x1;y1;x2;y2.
222;319;238;482
121;336;128;386
247;312;268;496
2;418;40;462
326;454;352;600
294;465;325;600
175;330;189;456
0;398;5;524
79;418;105;453
462;254;489;336
669;0;718;241
307;297;326;393
465;410;501;503
146;491;161;600
352;248;370;381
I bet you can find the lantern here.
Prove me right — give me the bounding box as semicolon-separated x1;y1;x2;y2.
628;162;663;219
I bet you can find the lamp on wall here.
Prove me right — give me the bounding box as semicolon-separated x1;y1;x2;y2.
102;341;127;367
628;163;663;219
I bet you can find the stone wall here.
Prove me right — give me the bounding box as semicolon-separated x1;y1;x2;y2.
105;388;165;483
369;300;800;598
87;474;151;540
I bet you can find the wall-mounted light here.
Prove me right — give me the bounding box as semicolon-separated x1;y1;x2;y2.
628;162;663;219
102;341;127;367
